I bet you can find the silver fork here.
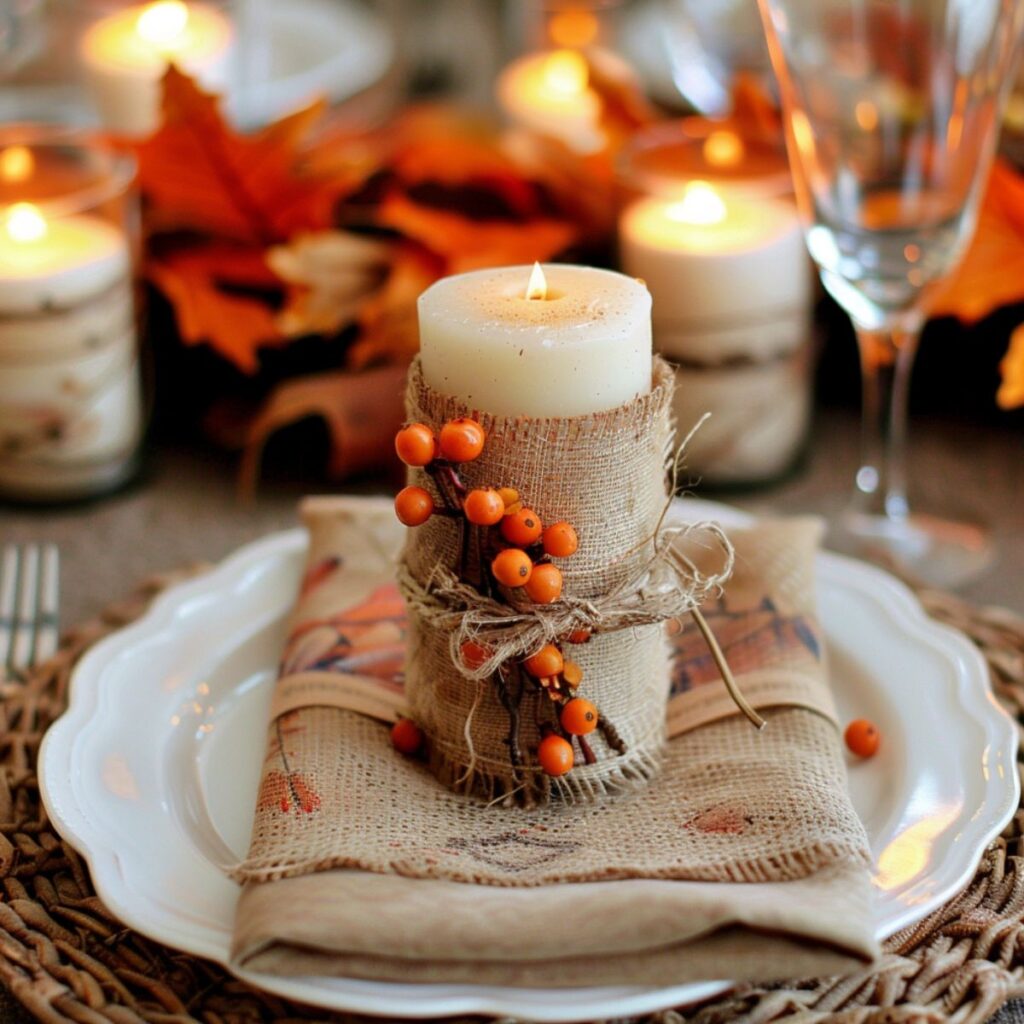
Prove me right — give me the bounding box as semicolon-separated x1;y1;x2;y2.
0;544;59;677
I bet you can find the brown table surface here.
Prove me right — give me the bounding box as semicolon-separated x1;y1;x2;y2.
0;405;1021;1022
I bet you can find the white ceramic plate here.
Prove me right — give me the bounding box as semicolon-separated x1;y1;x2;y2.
40;499;1018;1023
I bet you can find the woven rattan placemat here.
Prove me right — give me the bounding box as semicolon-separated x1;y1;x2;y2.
1;569;1023;1024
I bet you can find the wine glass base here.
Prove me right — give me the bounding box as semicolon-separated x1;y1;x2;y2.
834;509;994;590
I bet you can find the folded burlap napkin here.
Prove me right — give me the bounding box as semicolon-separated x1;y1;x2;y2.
231;497;878;987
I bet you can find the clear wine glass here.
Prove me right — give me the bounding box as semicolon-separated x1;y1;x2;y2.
755;0;1024;587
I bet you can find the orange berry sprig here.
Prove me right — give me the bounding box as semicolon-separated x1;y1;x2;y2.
393;417;611;780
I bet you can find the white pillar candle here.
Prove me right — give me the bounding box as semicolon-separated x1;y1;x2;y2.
619;182;812;482
418;263;652;417
496;49;604;155
81;0;234;137
0;201;142;500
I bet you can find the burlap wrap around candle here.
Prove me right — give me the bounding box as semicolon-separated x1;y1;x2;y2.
400;354;713;804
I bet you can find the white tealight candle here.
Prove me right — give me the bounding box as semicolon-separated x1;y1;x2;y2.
620;181;813;483
81;0;234;137
496;49;604;155
418;263;652;418
0;203;129;313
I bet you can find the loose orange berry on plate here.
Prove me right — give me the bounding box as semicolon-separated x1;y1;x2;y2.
391;718;424;755
566;628;591;644
395;486;433;526
538;734;574;776
501;508;542;546
394;423;436;467
439;418;485;462
497;486;519;510
525;562;563;604
561;697;598;736
524;643;564;678
464;488;505;526
460;639;491;671
491;548;533;587
543;521;578;558
561;661;583;688
844;718;880;758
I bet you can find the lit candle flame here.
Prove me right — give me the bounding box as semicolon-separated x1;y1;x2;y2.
4;203;48;244
542;50;588;98
0;146;33;184
525;261;548;300
136;0;190;47
703;130;744;169
666;182;727;227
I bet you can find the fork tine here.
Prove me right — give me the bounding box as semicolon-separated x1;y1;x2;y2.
0;545;18;673
10;544;39;672
36;544;59;663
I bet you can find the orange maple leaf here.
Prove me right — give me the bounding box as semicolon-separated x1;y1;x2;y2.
133;66;337;245
147;241;285;373
932;161;1024;325
931;160;1024;409
376;193;577;273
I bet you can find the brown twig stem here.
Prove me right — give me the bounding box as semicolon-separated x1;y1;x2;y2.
690;607;765;730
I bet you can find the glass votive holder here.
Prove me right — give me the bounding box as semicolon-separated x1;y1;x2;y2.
0;125;143;503
617;119;815;487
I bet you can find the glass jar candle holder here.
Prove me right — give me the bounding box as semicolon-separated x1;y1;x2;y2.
0;124;143;503
618;119;815;488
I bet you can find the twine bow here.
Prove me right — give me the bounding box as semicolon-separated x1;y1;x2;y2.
397;518;765;729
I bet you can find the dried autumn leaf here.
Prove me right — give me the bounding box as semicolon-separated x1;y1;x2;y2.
349;245;443;369
933;161;1024;324
133;66;337;245
238;362;407;496
147;241;285;373
997;324;1024;410
268;230;393;338
376;192;577;273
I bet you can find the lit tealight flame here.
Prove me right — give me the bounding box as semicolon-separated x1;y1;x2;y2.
136;0;190;47
4;202;48;244
542;49;588;98
0;146;33;184
548;8;599;49
666;181;727;227
703;129;744;169
525;261;548;300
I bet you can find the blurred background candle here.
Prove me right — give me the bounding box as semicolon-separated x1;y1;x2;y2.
620;175;812;485
496;48;604;154
80;0;235;136
0;127;142;502
418;263;651;417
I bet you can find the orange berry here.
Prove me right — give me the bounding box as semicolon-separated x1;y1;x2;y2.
497;486;519;511
543;521;578;558
561;661;583;688
501;508;542;546
525;563;563;604
538;734;574;776
439;418;485;462
463;488;505;526
390;718;424;755
394;423;436;467
394;486;433;526
566;628;591;644
524;643;564;678
491;548;533;587
560;697;598;736
460;639;491;671
844;718;880;758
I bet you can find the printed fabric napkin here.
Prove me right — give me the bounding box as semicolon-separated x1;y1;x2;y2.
230;497;879;987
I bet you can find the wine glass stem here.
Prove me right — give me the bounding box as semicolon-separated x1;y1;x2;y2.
852;323;920;522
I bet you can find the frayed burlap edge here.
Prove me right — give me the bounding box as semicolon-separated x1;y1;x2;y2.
3;571;1024;1023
